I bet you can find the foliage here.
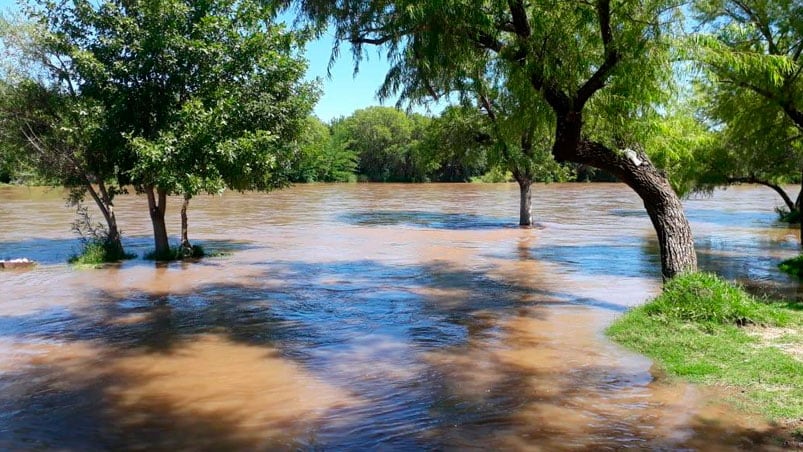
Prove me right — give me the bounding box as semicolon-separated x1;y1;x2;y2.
779;255;803;279
607;272;803;423
689;0;803;207
417;106;491;182
470;166;512;183
68;204;134;265
36;0;319;198
20;0;319;254
68;240;134;266
291;116;358;182
778;208;802;224
336;106;430;182
641;103;717;197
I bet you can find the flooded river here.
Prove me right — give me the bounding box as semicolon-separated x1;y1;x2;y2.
0;183;799;450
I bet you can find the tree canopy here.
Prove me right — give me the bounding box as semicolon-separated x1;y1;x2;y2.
10;0;318;257
291;0;698;278
690;0;803;221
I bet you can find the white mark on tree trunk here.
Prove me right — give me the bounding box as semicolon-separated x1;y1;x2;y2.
623;148;643;166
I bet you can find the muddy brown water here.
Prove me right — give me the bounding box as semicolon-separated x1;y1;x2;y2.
0;183;800;450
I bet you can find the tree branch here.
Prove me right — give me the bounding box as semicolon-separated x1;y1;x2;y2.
507;0;531;38
576;0;619;107
726;175;795;210
731;0;779;55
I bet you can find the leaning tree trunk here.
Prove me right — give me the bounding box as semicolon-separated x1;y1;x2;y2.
146;186;170;258
553;115;697;280
85;179;124;257
179;194;193;257
516;175;534;227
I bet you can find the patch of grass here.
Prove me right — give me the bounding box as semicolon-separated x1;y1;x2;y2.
607;272;803;424
144;244;206;261
779;255;803;279
68;240;135;267
776;207;801;224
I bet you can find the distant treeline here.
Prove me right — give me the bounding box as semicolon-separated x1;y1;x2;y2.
288;106;614;184
0;105;614;186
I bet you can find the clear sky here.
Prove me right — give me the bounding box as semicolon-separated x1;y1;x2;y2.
0;0;437;122
300;28;399;122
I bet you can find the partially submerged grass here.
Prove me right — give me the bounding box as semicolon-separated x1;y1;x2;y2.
776;207;801;224
607;273;803;425
144;244;206;262
779;255;803;279
68;240;135;267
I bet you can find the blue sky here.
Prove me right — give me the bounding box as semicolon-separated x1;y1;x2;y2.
300;28;399;122
0;0;435;122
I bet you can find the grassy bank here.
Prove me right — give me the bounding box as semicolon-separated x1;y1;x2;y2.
607;273;803;433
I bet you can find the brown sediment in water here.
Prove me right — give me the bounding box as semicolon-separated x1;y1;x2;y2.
0;183;799;449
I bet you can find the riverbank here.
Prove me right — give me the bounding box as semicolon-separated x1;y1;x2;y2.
607;273;803;445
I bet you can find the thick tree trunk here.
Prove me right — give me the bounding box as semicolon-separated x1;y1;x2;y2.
516;176;533;227
180;194;193;257
553;114;697;280
146;186;170;258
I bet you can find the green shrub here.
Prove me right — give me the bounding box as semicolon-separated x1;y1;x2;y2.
779;255;803;279
640;272;788;326
776;207;801;224
69;239;135;266
470;166;512;183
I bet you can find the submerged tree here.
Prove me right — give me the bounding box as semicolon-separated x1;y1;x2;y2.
291;0;697;278
0;20;129;259
474;84;570;226
32;0;317;258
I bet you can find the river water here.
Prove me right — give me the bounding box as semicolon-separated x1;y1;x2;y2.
0;183;799;450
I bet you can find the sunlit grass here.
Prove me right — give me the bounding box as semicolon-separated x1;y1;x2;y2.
607;273;803;424
68;240;135;267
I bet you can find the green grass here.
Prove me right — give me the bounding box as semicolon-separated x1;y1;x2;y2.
776;207;801;224
68;240;135;267
779;255;803;279
144;244;206;261
607;273;803;424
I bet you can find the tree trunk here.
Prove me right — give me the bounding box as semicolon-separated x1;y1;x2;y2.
516;176;533;227
552;114;697;280
180;194;193;257
146;186;170;258
799;170;803;248
85;180;124;256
